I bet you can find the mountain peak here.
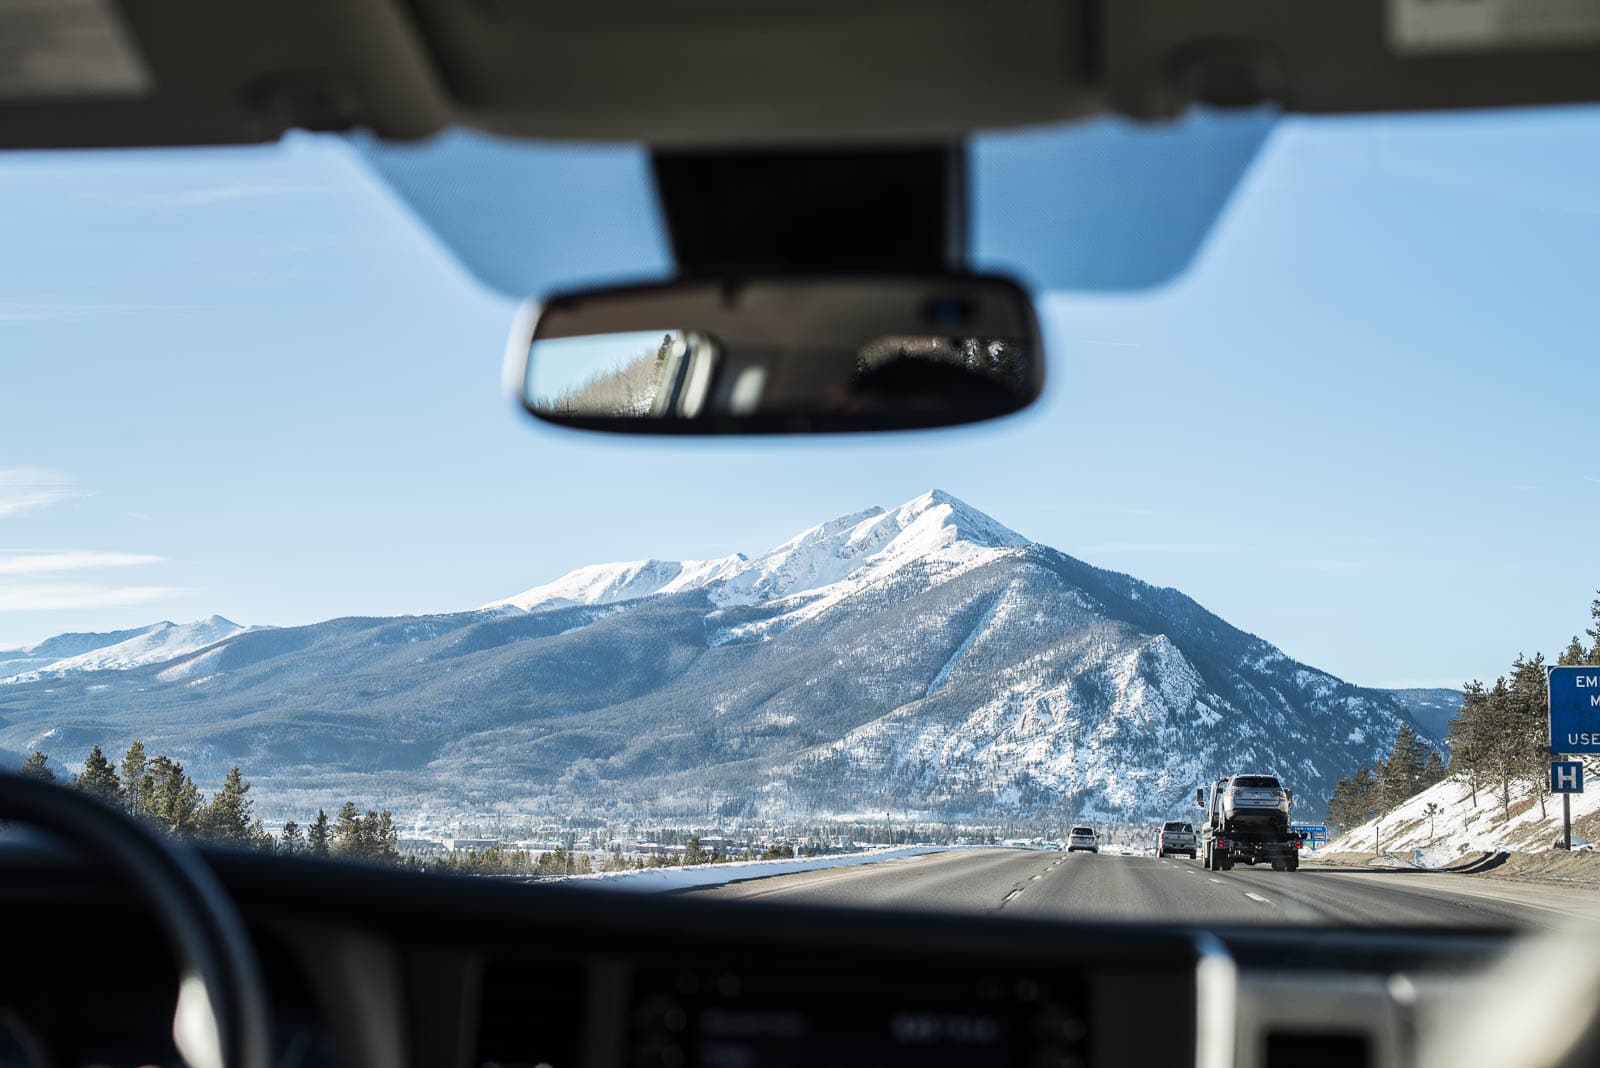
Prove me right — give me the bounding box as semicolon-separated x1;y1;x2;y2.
484;493;1029;617
887;490;1027;550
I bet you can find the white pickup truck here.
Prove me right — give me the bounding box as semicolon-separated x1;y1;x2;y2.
1157;820;1197;858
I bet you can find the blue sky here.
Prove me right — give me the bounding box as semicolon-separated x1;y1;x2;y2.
2;107;1597;687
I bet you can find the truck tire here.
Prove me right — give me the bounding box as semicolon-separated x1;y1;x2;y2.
1203;845;1214;870
1271;859;1286;871
1218;853;1233;871
1189;851;1197;859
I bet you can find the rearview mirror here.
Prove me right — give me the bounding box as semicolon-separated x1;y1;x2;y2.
515;275;1043;434
1195;788;1205;808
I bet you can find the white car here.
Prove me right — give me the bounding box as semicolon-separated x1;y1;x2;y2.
1067;826;1099;853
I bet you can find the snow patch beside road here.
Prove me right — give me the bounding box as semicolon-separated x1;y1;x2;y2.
567;845;957;892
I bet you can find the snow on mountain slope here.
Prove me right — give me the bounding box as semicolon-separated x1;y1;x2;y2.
485;489;1028;639
2;616;250;682
713;490;1026;606
483;556;747;613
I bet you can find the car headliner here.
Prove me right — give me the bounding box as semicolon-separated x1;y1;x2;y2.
4;1;1600;151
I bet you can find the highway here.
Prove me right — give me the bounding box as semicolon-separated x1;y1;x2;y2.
691;849;1600;929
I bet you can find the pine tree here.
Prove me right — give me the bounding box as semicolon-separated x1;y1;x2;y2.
1559;636;1589;666
1587;592;1600;663
18;750;54;782
280;819;304;854
198;766;254;844
1508;654;1550;818
1349;766;1376;825
1447;681;1488;807
359;809;399;861
308;809;331;857
331;801;364;856
75;745;121;803
144;756;202;835
1421;750;1445;789
1374;725;1431;812
119;740;148;815
683;835;709;865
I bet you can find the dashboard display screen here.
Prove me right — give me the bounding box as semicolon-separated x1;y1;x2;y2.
626;963;1089;1068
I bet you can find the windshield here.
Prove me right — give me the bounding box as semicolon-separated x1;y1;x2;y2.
4;106;1598;927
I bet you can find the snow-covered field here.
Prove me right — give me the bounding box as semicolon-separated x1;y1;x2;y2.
1326;771;1600;865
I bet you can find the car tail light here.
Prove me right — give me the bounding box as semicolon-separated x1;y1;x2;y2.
1294;840;1302;849
1217;839;1228;848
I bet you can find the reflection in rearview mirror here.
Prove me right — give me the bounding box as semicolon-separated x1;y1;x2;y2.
516;275;1044;434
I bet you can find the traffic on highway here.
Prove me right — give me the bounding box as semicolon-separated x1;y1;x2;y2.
695;843;1600;930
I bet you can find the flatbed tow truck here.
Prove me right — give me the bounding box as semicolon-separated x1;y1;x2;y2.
1196;774;1302;872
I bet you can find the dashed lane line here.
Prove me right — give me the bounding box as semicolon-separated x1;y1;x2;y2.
1244;891;1273;905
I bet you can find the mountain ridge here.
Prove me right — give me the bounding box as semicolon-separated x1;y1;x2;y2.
0;492;1441;823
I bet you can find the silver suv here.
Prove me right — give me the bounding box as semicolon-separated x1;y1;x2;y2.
1066;826;1098;853
1219;774;1292;823
1158;821;1196;858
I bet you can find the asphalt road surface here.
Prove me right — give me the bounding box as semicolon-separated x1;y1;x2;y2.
691;849;1600;929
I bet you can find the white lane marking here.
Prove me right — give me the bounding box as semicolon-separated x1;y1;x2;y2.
1030;874;1042;881
1209;878;1224;884
1184;870;1197;875
1244;891;1272;905
1002;888;1023;905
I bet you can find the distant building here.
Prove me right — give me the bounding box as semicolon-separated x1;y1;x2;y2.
398;837;445;855
445;837;502;852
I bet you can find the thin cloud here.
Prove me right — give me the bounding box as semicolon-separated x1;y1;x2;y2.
1584;475;1600;485
0;584;186;611
0;468;85;517
0;551;164;576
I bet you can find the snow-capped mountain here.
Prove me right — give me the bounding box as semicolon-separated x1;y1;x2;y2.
485;490;1024;620
0;492;1438;822
0;616;251;684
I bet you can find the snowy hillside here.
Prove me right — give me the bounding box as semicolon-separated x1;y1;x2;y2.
1326;770;1600;861
0;616;250;684
0;491;1436;822
483;557;747;613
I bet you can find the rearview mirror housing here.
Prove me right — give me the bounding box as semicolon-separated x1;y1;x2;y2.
513;274;1043;434
1195;788;1205;808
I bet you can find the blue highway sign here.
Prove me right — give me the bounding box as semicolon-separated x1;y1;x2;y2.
1290;824;1328;849
1549;666;1600;755
1551;761;1584;795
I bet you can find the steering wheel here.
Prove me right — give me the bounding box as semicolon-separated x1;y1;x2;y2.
0;773;272;1068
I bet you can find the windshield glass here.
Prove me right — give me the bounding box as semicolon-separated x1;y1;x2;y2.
4;106;1598;926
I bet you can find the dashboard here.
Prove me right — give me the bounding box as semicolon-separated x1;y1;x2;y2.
0;841;1527;1068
